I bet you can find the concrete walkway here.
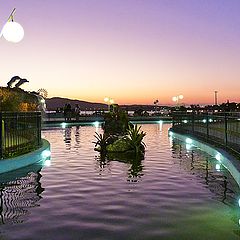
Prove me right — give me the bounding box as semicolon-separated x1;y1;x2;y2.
43;115;172;125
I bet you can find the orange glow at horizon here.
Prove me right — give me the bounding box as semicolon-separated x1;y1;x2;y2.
1;1;240;106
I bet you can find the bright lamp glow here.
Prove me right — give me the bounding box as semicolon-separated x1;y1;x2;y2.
215;153;221;161
44;159;51;167
186;144;191;150
1;21;24;43
215;164;221;171
41;150;51;159
172;96;177;102
179;95;184;100
186;138;193;144
93;121;100;127
104;97;109;102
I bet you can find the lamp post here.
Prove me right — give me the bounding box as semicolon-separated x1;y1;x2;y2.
214;91;218;105
172;95;184;107
153;99;159;114
104;97;114;111
1;8;24;43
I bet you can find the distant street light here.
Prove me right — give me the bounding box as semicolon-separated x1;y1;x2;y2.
153;99;159;113
1;8;24;43
104;97;114;111
214;91;218;105
172;95;184;106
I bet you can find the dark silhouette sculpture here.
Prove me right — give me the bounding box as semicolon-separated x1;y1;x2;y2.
7;75;21;88
15;78;29;88
7;76;29;88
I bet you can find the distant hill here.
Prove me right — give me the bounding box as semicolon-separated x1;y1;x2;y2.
46;97;108;110
120;104;158;111
45;97;165;111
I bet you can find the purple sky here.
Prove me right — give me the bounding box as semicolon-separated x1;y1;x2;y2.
1;0;240;104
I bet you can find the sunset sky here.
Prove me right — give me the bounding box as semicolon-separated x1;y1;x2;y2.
1;0;240;105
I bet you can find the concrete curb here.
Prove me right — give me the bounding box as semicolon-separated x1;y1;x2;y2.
0;139;51;174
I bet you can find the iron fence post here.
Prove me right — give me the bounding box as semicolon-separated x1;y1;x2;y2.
206;113;209;140
37;112;42;146
172;112;175;126
224;113;228;148
191;112;195;133
0;113;2;158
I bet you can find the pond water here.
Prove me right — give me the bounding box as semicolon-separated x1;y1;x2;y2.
0;123;239;240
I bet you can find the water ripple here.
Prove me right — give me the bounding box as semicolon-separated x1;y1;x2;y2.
0;123;239;240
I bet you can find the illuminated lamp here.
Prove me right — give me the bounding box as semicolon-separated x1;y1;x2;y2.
186;138;193;144
1;8;24;43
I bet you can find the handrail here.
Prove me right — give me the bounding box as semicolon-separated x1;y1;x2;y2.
0;112;42;159
171;112;240;156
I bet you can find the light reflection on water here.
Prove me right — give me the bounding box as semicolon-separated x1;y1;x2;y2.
0;163;44;225
0;123;239;240
171;137;238;207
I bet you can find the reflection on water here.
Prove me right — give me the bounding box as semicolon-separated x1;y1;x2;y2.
62;124;239;209
95;156;144;182
63;126;82;151
171;136;240;237
64;127;72;150
127;159;144;182
62;125;145;182
171;138;238;208
75;126;80;147
0;163;44;225
0;123;239;240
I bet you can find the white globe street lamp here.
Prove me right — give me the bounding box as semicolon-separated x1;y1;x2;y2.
1;21;24;43
172;96;178;102
104;97;114;111
104;97;109;102
1;8;24;43
172;95;184;106
178;95;184;100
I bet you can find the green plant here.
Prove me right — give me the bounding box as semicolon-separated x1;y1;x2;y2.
125;124;146;154
92;132;111;154
0;87;39;111
103;107;129;135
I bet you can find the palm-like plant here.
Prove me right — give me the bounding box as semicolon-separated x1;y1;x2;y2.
92;132;111;154
125;124;146;154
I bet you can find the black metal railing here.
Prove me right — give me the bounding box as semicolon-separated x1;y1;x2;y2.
0;112;42;159
171;112;240;155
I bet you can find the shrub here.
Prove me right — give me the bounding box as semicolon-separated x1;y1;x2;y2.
125;124;146;154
